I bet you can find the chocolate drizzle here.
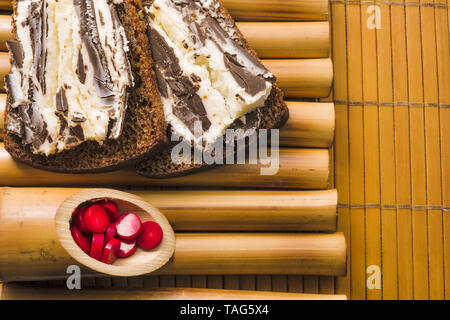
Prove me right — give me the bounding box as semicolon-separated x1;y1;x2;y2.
148;27;211;133
55;88;69;115
74;0;115;103
76;49;87;84
145;0;274;142
29;1;48;95
223;52;267;96
6;40;24;69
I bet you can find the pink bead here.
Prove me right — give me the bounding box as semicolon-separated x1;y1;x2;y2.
115;213;142;240
137;221;163;250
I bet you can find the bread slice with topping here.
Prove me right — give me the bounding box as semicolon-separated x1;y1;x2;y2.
4;0;167;173
136;0;289;178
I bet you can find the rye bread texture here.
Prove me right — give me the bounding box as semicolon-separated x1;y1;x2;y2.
4;0;168;173
136;0;289;178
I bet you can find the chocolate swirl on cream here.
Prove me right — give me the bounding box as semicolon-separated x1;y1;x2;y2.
145;0;274;148
5;0;132;155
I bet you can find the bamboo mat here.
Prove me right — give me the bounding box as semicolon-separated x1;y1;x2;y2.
0;0;449;300
0;0;338;299
332;0;449;300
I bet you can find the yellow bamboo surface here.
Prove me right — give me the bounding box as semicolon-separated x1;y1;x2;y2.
0;285;347;300
0;99;335;148
1;0;446;301
0;0;343;300
0;16;330;58
332;0;450;300
0;145;330;189
0;53;333;97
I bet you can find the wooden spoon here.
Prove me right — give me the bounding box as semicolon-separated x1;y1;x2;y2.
55;189;175;277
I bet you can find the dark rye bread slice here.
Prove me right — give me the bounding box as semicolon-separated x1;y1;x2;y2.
4;0;168;173
136;0;289;178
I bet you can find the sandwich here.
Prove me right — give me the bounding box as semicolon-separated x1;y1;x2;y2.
4;0;168;173
136;0;289;178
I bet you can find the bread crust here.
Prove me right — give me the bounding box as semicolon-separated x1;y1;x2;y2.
4;0;168;173
136;0;289;178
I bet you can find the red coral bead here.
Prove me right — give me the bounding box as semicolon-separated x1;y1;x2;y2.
115;213;142;240
101;238;121;265
84;204;110;234
104;223;117;244
137;221;163;250
90;233;105;261
74;207;90;234
71;226;90;253
117;239;137;258
97;200;119;222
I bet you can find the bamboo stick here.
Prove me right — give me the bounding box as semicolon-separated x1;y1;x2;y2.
0;1;10;11
0;0;330;21
330;1;350;299
0;145;330;189
0;99;335;148
420;0;444;300
136;189;338;232
0;17;330;59
346;3;365;300
391;2;414;301
0;285;347;300
0;200;347;280
237;21;330;58
435;0;450;300
280;102;335;148
377;1;398;300
264;59;333;98
0;54;334;97
405;1;429;300
0;14;10;52
361;1;381;301
221;0;328;21
0;187;338;232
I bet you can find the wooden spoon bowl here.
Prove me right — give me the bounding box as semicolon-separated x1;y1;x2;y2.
55;189;175;277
